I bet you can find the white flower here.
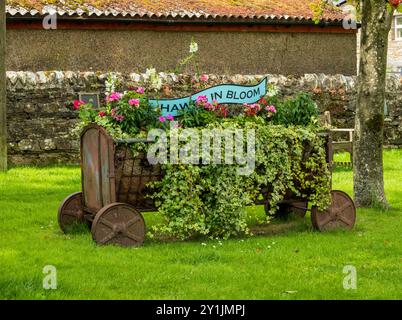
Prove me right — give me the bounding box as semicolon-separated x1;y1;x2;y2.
150;75;162;90
105;73;118;95
266;84;279;97
145;68;156;79
189;41;198;54
145;68;162;90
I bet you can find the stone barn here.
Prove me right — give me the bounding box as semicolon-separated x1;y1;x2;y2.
5;0;357;75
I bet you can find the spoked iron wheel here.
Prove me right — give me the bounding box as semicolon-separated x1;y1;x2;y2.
311;190;356;231
58;192;85;233
91;203;146;247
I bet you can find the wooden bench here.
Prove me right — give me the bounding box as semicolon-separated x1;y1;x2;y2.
321;111;354;167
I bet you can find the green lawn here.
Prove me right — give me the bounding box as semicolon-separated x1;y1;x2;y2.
0;150;401;300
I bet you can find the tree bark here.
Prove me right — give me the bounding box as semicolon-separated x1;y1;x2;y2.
354;1;393;207
0;0;6;172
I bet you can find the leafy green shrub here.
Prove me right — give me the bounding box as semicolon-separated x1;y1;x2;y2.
150;120;331;240
271;92;319;127
178;102;218;128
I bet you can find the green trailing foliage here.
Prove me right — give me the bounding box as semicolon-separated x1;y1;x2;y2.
149;120;331;240
71;68;331;240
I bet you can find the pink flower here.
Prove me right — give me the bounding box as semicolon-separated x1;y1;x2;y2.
200;74;209;82
115;115;124;122
265;105;277;113
136;87;145;94
111;108;116;116
211;100;220;111
166;114;174;121
216;105;228;118
196;95;208;106
108;92;122;102
129;98;140;107
244;103;261;116
98;111;106;117
73;100;85;110
204;102;214;111
159;116;166;122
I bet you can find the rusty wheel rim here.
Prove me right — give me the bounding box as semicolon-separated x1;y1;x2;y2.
58;192;85;233
91;203;145;247
311;190;356;231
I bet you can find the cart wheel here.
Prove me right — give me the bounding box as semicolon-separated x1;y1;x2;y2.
311;190;356;231
281;201;308;218
91;203;145;247
265;201;307;219
58;192;85;233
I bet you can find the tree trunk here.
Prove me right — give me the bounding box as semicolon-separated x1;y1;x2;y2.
354;1;393;207
0;0;6;172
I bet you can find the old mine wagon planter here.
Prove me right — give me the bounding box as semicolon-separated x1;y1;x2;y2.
58;125;162;246
58;124;356;247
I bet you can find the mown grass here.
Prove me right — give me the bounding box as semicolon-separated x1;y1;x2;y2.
0;150;401;300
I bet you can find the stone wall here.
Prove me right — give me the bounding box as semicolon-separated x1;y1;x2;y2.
388;13;402;73
5;71;402;165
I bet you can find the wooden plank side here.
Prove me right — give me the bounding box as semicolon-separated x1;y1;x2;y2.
99;131;116;206
82;128;102;211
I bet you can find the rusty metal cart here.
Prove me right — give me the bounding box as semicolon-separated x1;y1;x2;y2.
259;131;356;231
58;124;356;247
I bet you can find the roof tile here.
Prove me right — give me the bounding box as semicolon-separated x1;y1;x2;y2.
6;0;345;22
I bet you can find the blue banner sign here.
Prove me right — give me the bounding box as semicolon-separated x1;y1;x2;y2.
149;77;267;116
